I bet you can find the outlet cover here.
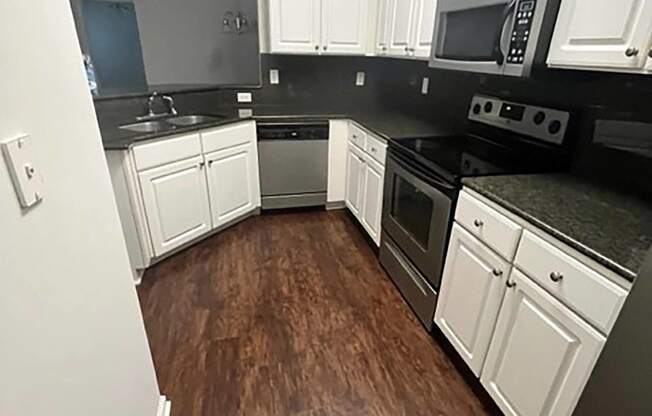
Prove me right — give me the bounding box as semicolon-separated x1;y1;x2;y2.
421;77;429;95
239;108;253;118
356;71;366;87
237;92;252;103
269;69;279;85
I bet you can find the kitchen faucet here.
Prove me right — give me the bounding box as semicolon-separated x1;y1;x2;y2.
138;92;178;121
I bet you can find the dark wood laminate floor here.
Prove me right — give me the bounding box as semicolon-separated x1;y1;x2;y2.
138;210;498;416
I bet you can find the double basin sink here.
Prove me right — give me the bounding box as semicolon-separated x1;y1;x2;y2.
119;115;223;134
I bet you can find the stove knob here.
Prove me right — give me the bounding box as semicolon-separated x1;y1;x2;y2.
484;102;493;113
472;104;481;115
548;120;562;135
533;111;546;125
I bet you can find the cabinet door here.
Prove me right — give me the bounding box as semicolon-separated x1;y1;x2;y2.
139;157;212;257
345;143;365;218
375;0;393;55
411;0;437;59
481;269;605;416
360;156;384;246
269;0;322;54
548;0;652;71
321;0;369;54
434;224;509;376
205;143;259;229
388;0;417;56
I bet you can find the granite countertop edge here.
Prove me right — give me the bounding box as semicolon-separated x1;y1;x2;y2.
462;180;637;282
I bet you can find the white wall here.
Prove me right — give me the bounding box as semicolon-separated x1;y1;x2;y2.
0;2;161;415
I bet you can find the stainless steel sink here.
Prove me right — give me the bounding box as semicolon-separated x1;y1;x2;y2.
166;115;221;127
119;120;168;133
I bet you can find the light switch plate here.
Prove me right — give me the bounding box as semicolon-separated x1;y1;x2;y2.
356;71;366;87
269;69;279;85
421;77;429;95
239;108;253;118
2;135;44;208
237;92;252;103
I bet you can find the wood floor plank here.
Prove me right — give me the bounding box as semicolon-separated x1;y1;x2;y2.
138;210;499;416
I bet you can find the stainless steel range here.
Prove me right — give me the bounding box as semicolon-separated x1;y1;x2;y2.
380;95;571;330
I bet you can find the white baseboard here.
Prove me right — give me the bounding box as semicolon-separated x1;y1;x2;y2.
156;395;171;416
133;269;145;286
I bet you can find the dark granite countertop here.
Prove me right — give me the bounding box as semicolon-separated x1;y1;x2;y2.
463;174;652;282
100;106;453;150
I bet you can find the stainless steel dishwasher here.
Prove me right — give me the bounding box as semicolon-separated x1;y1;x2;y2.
257;120;329;209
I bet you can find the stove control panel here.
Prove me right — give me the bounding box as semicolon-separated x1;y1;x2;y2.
507;0;538;64
468;94;570;145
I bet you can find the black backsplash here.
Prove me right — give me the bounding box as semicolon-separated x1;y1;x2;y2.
94;53;652;196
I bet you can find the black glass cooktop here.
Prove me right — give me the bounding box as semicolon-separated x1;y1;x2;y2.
390;133;568;184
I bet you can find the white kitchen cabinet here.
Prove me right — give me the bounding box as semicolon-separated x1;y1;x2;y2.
345;142;366;217
387;0;436;59
269;0;369;55
205;143;259;229
321;0;369;54
481;269;605;416
388;0;417;56
359;155;385;244
435;224;510;376
138;156;212;257
548;0;652;73
375;0;393;55
269;0;321;54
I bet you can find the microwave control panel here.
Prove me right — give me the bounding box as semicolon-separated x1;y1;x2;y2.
507;0;537;64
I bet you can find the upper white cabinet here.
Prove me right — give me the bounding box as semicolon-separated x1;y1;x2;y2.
435;224;509;376
481;269;605;416
387;0;436;59
139;156;212;257
268;0;321;54
375;0;392;55
321;0;370;54
548;0;652;73
269;0;369;55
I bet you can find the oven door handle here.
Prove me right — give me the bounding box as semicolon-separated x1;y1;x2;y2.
390;154;456;193
493;0;517;66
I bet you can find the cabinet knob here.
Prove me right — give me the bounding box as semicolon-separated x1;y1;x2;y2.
315;45;319;51
506;279;516;288
648;48;652;59
382;46;387;51
549;272;564;282
492;269;503;277
323;46;328;51
199;161;206;169
625;46;639;57
473;219;484;227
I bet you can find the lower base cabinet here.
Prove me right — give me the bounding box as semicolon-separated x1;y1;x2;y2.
480;269;605;416
434;224;509;376
138;156;212;257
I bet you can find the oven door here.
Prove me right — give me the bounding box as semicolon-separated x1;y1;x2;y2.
430;0;518;75
382;153;457;290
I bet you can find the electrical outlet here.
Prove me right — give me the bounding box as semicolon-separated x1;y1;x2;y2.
269;69;279;85
421;77;429;95
237;92;252;103
356;71;366;87
239;108;253;118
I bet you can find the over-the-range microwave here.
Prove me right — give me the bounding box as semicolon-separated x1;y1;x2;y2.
429;0;561;77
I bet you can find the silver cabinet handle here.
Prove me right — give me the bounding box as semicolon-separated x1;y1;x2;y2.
492;269;503;277
550;272;564;282
473;219;484;227
506;279;516;288
625;46;639;57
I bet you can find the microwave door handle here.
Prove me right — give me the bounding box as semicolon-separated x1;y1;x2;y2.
493;0;518;65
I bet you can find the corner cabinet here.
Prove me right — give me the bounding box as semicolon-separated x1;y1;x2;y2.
105;121;261;278
547;0;652;74
435;189;631;416
344;123;387;246
269;0;370;55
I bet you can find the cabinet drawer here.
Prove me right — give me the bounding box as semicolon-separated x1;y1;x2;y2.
201;121;255;154
349;123;367;150
455;191;522;261
365;134;387;165
515;231;628;334
132;133;202;171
